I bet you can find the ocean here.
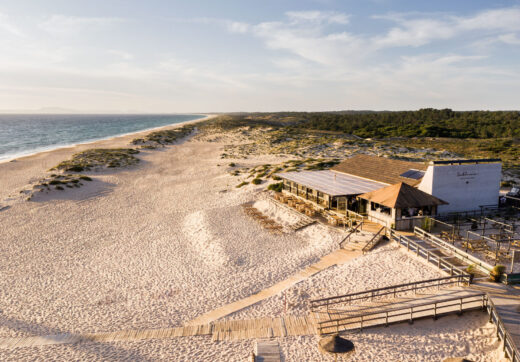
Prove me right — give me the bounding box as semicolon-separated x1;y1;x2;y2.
0;114;205;162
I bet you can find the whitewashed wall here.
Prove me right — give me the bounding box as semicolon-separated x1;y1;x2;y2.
418;163;501;214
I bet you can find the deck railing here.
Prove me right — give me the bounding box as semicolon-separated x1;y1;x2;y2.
346;209;365;222
309;275;470;311
413;227;494;275
486;296;520;362
316;292;486;335
361;226;386;254
388;229;468;276
338;221;364;248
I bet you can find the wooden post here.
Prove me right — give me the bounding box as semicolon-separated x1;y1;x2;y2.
433;303;437;320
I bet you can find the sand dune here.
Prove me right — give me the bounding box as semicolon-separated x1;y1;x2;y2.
0;124;507;361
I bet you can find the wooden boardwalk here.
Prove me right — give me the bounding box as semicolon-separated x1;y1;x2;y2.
187;247;363;326
313;288;486;335
469;281;520;357
394;230;520;360
0;314;318;348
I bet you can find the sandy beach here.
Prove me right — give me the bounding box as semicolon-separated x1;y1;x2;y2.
0;119;507;361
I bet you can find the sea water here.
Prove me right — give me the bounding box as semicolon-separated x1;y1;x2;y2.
0;114;205;162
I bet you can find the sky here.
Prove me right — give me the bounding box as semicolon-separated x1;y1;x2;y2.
0;0;519;113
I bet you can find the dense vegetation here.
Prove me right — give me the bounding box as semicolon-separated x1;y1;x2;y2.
206;109;520;139
297;109;520;139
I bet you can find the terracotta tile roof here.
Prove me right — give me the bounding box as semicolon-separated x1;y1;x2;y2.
358;182;448;209
331;154;428;186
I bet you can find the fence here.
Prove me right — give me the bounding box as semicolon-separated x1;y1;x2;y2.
338;221;364;248
309;275;470;311
388;229;468;276
361;226;386;254
413;227;494;275
486;296;520;362
316;292;486;335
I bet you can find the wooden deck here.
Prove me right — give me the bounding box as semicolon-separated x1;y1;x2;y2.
0;314;318;348
313;288;486;335
469;281;520;360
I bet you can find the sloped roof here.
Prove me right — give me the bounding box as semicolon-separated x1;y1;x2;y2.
358;182;448;209
277;170;386;196
331;154;428;186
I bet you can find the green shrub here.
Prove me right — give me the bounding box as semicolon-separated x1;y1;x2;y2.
251;178;262;185
272;175;281;181
229;162;236;167
236;181;249;188
79;176;92;181
267;182;283;192
466;264;477;275
55;186;64;190
421;217;432;231
490;265;506;282
53;148;140;171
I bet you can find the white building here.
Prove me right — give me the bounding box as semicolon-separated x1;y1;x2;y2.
418;159;502;214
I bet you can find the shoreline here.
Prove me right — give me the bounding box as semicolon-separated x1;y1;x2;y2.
0;113;214;165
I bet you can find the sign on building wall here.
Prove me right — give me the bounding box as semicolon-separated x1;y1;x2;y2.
419;162;502;214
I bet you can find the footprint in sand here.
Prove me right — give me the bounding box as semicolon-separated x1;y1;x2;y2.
183;210;228;267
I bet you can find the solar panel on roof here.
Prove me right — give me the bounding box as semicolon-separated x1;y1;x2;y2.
400;169;425;180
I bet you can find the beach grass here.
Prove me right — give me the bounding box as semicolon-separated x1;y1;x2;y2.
52;148;140;172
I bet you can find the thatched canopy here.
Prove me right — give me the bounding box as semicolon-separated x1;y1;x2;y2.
358;182;448;209
318;334;355;354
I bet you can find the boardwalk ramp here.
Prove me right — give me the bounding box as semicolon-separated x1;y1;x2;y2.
314;289;486;335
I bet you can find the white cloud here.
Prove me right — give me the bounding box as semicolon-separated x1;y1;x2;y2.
373;19;455;47
226;21;250;33
286;10;350;24
0;12;23;37
456;8;520;32
39;15;124;36
497;33;520;45
108;49;134;60
374;7;520;48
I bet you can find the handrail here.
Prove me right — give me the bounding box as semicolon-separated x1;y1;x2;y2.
310;275;469;310
339;221;364;248
486;295;520;362
361;226;386;254
346;208;365;221
317;293;486;335
414;227;494;274
389;229;468;276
